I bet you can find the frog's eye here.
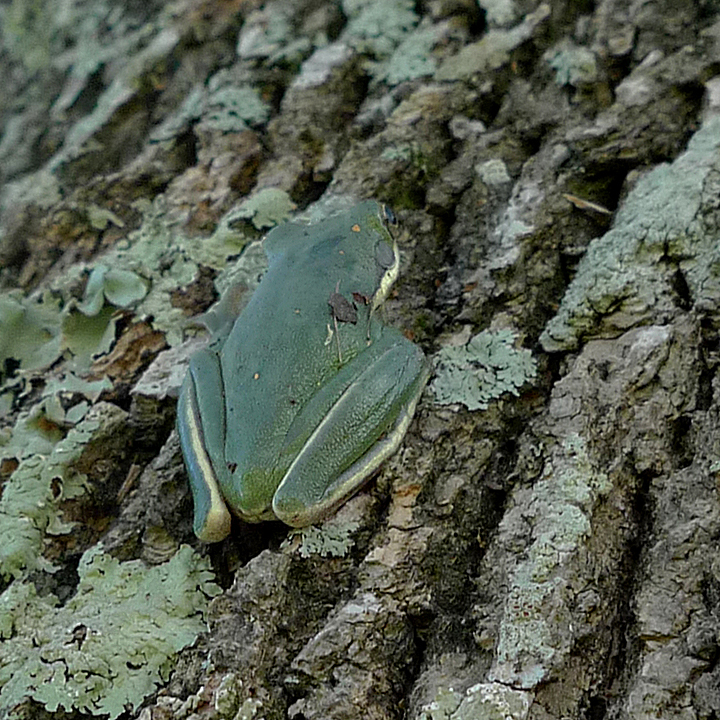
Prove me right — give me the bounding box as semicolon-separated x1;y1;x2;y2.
381;204;398;226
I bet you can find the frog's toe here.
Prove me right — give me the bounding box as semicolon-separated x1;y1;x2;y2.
195;498;232;543
272;493;310;527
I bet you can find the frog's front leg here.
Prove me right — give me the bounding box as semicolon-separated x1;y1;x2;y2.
272;331;431;526
177;347;233;542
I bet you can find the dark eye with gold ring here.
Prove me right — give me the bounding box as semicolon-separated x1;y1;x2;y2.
381;204;398;226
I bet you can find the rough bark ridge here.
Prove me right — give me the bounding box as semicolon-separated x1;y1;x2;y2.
1;1;719;719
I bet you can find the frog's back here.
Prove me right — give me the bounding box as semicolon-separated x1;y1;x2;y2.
219;204;390;508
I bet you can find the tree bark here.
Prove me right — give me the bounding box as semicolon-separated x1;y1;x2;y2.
1;1;719;719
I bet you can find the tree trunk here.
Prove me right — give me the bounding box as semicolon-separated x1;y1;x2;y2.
1;1;718;719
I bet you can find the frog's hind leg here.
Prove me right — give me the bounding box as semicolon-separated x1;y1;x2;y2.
177;349;233;542
272;335;430;527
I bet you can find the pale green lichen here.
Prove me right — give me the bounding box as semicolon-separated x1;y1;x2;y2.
152;76;270;140
380;142;434;179
232;188;296;230
0;455;67;579
478;0;519;27
542;114;720;351
477;158;511;187
418;682;531;720
0;403;126;579
52;192;265;350
77;265;148;317
489;434;611;688
212;673;264;720
287;521;360;558
338;0;444;88
545;41;598;87
43;373;112;406
431;330;536;411
40;195;250;350
418;685;463;720
343;0;418;59
0;405;63;463
49;24;182;171
86;205;126;231
40;371;112;427
1;259;147;384
236;2;308;65
373;22;438;85
0;545;220;718
61;305;118;372
201;82;271;133
381;144;416;163
336;0;439;87
0;291;63;383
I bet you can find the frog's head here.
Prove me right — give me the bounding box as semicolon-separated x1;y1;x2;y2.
311;200;401;315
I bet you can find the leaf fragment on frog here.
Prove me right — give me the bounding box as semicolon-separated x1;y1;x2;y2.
328;292;358;324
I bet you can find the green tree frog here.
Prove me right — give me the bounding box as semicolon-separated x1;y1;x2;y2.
177;200;430;542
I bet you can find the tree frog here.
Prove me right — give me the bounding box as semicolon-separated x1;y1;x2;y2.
177;200;430;542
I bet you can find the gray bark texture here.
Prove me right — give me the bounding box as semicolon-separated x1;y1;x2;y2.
1;1;720;719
